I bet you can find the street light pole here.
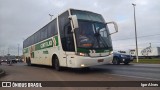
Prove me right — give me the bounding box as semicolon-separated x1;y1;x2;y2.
3;50;4;56
132;3;139;62
18;44;19;60
8;48;10;55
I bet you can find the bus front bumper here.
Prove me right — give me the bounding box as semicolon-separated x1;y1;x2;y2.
72;54;113;68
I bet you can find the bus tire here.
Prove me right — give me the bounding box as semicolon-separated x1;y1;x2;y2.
54;57;61;71
27;57;31;66
26;57;28;64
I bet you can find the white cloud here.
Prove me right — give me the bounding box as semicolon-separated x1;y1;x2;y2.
0;0;160;55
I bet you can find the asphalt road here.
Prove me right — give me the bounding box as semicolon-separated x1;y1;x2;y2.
0;62;159;90
93;63;160;81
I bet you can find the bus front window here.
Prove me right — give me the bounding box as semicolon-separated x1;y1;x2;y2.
75;20;112;49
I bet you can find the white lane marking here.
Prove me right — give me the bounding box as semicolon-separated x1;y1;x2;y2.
104;73;160;81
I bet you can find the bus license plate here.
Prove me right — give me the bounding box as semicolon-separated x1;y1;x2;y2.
98;59;104;63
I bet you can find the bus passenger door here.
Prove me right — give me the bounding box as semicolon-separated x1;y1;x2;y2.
64;24;76;67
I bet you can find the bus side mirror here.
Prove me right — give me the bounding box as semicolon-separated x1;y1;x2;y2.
106;21;118;35
69;15;79;29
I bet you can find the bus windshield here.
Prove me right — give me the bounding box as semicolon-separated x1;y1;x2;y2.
75;20;112;49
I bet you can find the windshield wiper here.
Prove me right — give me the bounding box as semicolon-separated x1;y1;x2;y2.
94;33;100;48
93;29;109;48
99;36;109;48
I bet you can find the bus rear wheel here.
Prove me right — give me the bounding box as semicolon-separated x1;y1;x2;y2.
54;57;61;71
27;58;31;66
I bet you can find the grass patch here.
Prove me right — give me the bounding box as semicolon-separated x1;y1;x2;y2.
132;58;160;64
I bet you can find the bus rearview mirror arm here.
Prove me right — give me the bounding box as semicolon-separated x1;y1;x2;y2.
106;21;118;35
68;15;79;30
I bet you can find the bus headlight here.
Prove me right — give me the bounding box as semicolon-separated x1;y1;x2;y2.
77;52;89;57
109;51;113;55
81;64;85;67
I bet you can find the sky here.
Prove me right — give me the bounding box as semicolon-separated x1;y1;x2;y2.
0;0;160;55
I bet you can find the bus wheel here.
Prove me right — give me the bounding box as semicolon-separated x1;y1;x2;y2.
26;58;28;64
27;58;31;66
54;57;61;71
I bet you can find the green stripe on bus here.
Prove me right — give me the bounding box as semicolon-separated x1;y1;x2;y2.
35;39;53;50
77;48;90;53
23;36;59;52
35;36;59;51
77;48;111;53
96;49;110;53
55;36;59;46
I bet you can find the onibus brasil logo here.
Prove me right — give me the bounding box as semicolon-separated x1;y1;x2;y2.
2;82;42;87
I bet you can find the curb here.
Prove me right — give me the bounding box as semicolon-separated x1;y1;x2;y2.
0;69;5;77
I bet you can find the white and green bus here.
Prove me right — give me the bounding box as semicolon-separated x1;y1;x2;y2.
23;9;118;70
